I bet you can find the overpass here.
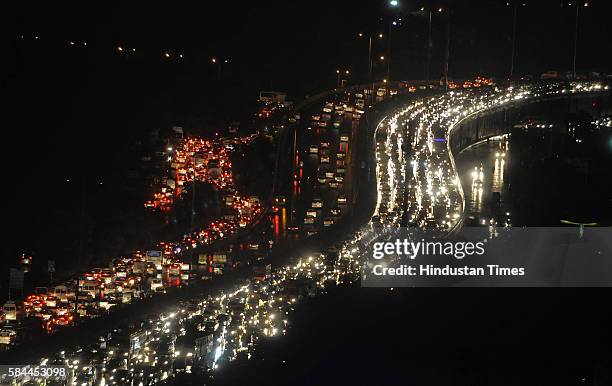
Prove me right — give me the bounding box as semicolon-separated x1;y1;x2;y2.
360;81;611;234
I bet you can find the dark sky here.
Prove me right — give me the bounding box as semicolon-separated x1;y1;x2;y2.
10;0;612;88
4;0;611;249
6;0;612;188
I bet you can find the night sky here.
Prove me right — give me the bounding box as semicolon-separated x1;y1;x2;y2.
4;0;612;273
8;0;612;161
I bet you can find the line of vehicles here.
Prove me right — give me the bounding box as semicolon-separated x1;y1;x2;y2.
1;135;263;348
5;79;607;384
17;250;359;386
357;80;609;277
0;79;407;382
144;135;255;211
298;86;400;236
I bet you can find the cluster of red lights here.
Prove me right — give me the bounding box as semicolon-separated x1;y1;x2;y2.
15;134;262;333
145;136;253;210
449;76;495;90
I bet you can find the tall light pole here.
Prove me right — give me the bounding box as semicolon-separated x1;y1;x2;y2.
426;10;433;80
211;57;229;80
368;35;372;82
336;69;350;88
508;2;527;79
358;33;373;83
417;6;444;82
443;6;452;90
388;0;399;80
572;2;589;79
509;2;518;79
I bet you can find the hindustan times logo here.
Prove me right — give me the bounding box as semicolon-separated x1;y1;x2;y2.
372;239;486;260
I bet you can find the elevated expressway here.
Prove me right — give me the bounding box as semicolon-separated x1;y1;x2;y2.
339;81;610;267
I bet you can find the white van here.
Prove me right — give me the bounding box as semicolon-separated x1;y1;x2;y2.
81;282;100;299
150;279;164;292
2;301;18;321
52;285;67;300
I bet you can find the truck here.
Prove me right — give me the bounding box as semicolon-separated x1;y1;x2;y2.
145;251;163;268
2;301;21;321
131;261;146;275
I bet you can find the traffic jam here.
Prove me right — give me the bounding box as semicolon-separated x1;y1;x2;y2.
295;85;400;237
0;84;385;383
3;80;607;384
1;134;263;343
357;80;609;277
16;246;361;386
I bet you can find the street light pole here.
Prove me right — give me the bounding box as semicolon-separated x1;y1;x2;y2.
191;176;196;230
336;69;351;88
358;33;373;84
388;0;399;81
443;8;452;90
572;2;580;79
368;36;372;82
387;22;393;80
509;3;518;79
426;10;433;81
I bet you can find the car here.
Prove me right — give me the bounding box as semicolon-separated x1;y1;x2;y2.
274;196;287;206
150;279;164;292
309;146;319;154
306;209;318;218
311;198;323;208
329;181;339;189
51;314;74;327
337;195;348;205
330;207;341;216
45;296;58;308
320;155;330;164
304;216;315;225
323;218;335;227
0;328;17;345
